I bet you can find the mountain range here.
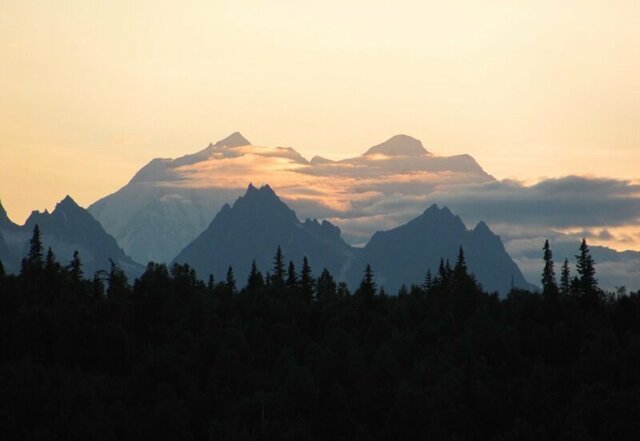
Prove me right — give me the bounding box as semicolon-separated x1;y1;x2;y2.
88;132;493;264
4;131;638;293
174;184;532;294
0;196;142;277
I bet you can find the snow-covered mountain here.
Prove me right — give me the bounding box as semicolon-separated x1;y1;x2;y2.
89;132;493;264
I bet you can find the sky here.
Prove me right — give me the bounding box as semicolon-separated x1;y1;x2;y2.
1;0;640;224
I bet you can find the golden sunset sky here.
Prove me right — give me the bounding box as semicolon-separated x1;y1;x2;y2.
1;0;639;223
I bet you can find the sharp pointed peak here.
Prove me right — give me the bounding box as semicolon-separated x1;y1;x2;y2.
474;220;493;234
423;203;440;213
213;131;251;148
364;134;430;156
59;195;79;207
0;199;19;229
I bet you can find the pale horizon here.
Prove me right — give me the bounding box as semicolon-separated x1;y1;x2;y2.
2;0;640;244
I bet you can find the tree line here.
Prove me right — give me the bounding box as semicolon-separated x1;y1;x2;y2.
1;225;639;440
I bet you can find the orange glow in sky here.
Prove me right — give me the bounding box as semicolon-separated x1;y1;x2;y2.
1;0;640;227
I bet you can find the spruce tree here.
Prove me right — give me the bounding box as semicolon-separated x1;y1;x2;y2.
226;266;237;293
454;247;468;281
286;261;298;289
271;246;286;287
247;260;264;291
560;258;571;296
28;224;44;270
576;238;598;297
300;257;315;300
107;259;128;298
358;264;376;305
423;269;433;294
69;250;83;282
437;258;447;285
44;247;59;279
316;268;336;301
541;240;558;297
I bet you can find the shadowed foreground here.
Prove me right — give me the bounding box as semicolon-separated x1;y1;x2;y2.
1;244;639;441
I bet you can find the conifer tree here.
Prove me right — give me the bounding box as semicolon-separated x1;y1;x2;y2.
28;224;44;270
541;240;558;296
316;268;336;301
226;266;237;293
44;247;59;278
437;258;447;284
208;274;215;290
560;258;571;296
92;270;106;299
454;247;468;281
69;250;83;282
286;261;298;289
247;260;264;291
0;259;5;279
576;238;598;297
271;246;286;286
423;269;433;294
107;259;128;298
358;264;376;305
300;256;315;300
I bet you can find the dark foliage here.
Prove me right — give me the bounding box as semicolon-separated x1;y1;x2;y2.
1;238;639;440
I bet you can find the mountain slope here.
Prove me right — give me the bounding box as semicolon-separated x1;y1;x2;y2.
173;185;531;295
1;196;143;277
352;205;533;294
89;132;493;263
173;184;353;283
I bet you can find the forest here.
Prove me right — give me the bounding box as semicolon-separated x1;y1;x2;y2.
1;227;640;440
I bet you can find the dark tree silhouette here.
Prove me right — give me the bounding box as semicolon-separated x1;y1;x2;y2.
576;238;598;298
454;246;468;280
2;235;639;441
271;246;286;287
560;258;571;296
541;240;558;297
226;265;236;293
299;256;315;301
68;250;83;282
23;224;44;275
247;260;264;291
286;261;298;289
107;258;128;299
316;268;336;301
423;269;433;294
357;264;376;307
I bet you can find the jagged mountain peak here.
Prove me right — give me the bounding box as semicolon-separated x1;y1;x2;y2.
231;183;297;222
239;183;279;202
364;134;430;156
55;195;82;211
0;199;19;231
212;131;251;148
173;183;352;284
474;220;492;235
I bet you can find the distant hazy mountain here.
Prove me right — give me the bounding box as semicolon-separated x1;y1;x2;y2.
173;184;354;284
354;205;534;294
0;196;143;278
89;132;493;264
512;240;640;293
0;231;12;272
173;185;530;295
